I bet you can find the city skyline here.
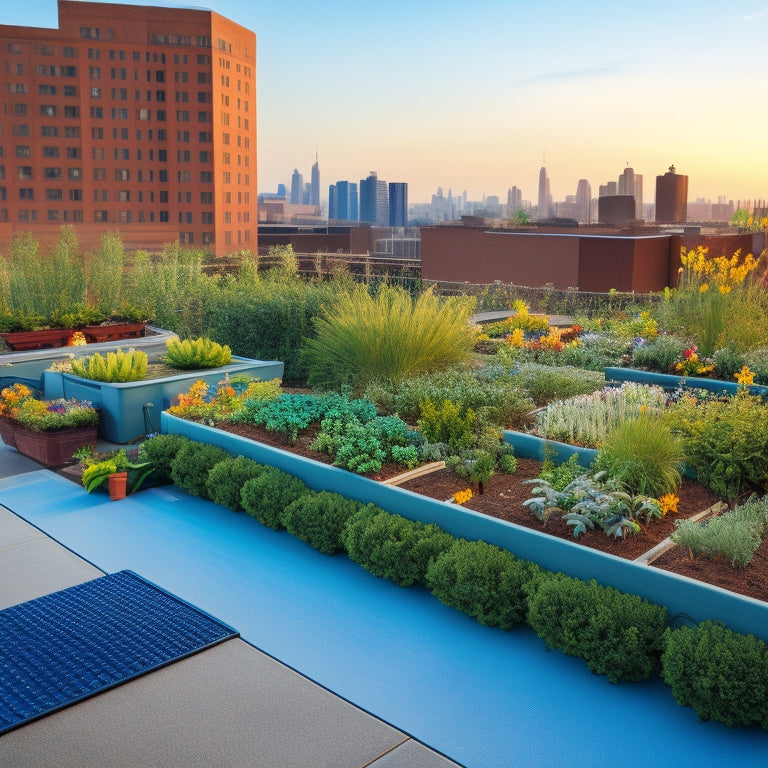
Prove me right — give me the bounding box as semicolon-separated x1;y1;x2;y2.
11;0;768;205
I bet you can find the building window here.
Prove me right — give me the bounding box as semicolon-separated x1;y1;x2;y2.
44;167;61;179
93;168;106;180
159;211;169;222
65;126;80;138
91;127;104;139
118;210;131;223
17;166;32;179
66;147;80;159
69;189;83;201
92;147;105;160
38;84;56;95
197;111;209;123
89;67;101;79
138;108;151;120
64;85;77;97
18;188;34;200
94;190;107;201
40;105;56;117
15;145;31;158
200;191;213;204
155;70;165;82
199;151;209;163
200;171;213;183
115;169;129;181
42;146;60;158
199;131;211;142
13;104;27;116
159;170;168;183
94;210;108;222
90;107;103;119
176;110;189;122
88;47;100;58
48;210;60;221
64;106;80;118
68;168;82;180
8;43;22;54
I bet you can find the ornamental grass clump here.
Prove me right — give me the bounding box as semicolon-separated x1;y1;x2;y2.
70;348;148;383
594;414;683;498
163;336;232;369
302;285;477;391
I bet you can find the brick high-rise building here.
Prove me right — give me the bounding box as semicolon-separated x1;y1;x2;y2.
0;0;257;256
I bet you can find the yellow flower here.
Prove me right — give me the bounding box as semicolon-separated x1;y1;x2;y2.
735;366;755;386
658;494;679;516
507;327;525;347
452;488;473;505
699;283;709;293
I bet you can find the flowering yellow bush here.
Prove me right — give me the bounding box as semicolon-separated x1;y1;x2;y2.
734;366;755;386
452;488;473;504
0;383;32;417
658;493;679;516
168;376;281;422
679;246;758;294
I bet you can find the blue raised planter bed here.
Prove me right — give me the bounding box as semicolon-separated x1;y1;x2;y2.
161;411;768;642
45;356;283;444
503;430;598;466
605;366;768;397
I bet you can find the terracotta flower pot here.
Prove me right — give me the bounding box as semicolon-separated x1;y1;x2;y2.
108;471;128;501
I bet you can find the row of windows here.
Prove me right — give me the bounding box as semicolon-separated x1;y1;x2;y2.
2;166;250;186
7;43;76;56
2;187;248;206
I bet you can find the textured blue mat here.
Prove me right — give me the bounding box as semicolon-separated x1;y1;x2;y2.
0;570;238;734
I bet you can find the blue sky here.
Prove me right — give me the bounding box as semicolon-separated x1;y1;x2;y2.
6;0;768;204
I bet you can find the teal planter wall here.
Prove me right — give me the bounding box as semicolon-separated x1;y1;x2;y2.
503;430;598;466
45;357;283;444
605;366;768;397
161;412;768;642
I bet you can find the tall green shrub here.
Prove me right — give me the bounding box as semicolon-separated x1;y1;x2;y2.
527;574;668;683
342;507;454;587
170;442;230;498
137;433;190;483
205;455;266;511
426;539;542;631
661;621;768;729
282;491;365;555
302;285;477;390
240;467;310;529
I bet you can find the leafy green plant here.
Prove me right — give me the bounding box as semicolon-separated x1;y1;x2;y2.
80;447;152;495
664;390;768;500
594;414;683;497
163;336;233;369
205;455;266;511
426;539;543;631
240;467;310;530
670;495;768;567
282;491;363;555
70;349;148;383
661;620;768;728
302;285;477;390
342;507;455;587
417;397;476;451
170;441;230;498
744;348;768;385
712;343;746;381
527;573;668;683
12;397;99;431
630;334;686;373
537;451;589;491
506;362;605;407
137;433;190;483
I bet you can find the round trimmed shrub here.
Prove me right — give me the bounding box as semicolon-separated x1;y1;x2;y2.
170;441;230;498
138;433;190;483
341;507;454;587
526;573;668;683
426;539;542;630
240;467;310;530
282;491;364;555
661;620;768;729
205;455;266;511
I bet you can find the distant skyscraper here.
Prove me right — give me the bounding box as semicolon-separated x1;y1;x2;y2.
329;181;358;221
537;166;549;219
389;183;408;227
290;169;304;204
310;153;320;207
507;186;523;216
360;171;389;225
618;167;643;220
576;179;591;224
655;165;688;223
277;183;287;198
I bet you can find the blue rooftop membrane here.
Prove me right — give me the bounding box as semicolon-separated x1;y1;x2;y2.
1;468;766;768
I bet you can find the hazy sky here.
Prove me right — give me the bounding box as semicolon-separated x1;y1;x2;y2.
7;0;768;204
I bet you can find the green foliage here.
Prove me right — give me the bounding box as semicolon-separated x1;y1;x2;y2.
311;413;418;474
366;367;533;430
507;363;605;406
70;349;148;383
163;336;232;369
537;451;589;491
554;334;630;371
88;231;125;316
137;433;190;483
240;467;310;530
302;285;477;391
594;415;683;497
12;397;99;431
661;621;768;728
630;335;686;373
712;343;746;381
417;398;476;451
523;473;662;538
342;507;455;587
744;348;768;385
205;455;266;511
664;390;768;499
282;491;363;555
426;539;543;631
170;441;230;498
527;574;668;683
670;495;768;567
240;393;329;444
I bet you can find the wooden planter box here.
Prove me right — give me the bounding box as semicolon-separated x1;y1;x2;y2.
0;417;18;448
1;322;148;351
5;422;98;466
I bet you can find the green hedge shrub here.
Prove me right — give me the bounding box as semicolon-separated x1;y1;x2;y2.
661;621;768;729
137;433;190;483
282;491;364;555
170;441;230;498
240;467;310;530
342;507;455;587
205;455;266;511
426;539;542;630
526;573;668;683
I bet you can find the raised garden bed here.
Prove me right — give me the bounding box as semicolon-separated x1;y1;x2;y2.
161;411;768;638
605;365;768;397
0;321;148;351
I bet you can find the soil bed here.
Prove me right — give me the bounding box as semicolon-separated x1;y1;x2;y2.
177;420;768;603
